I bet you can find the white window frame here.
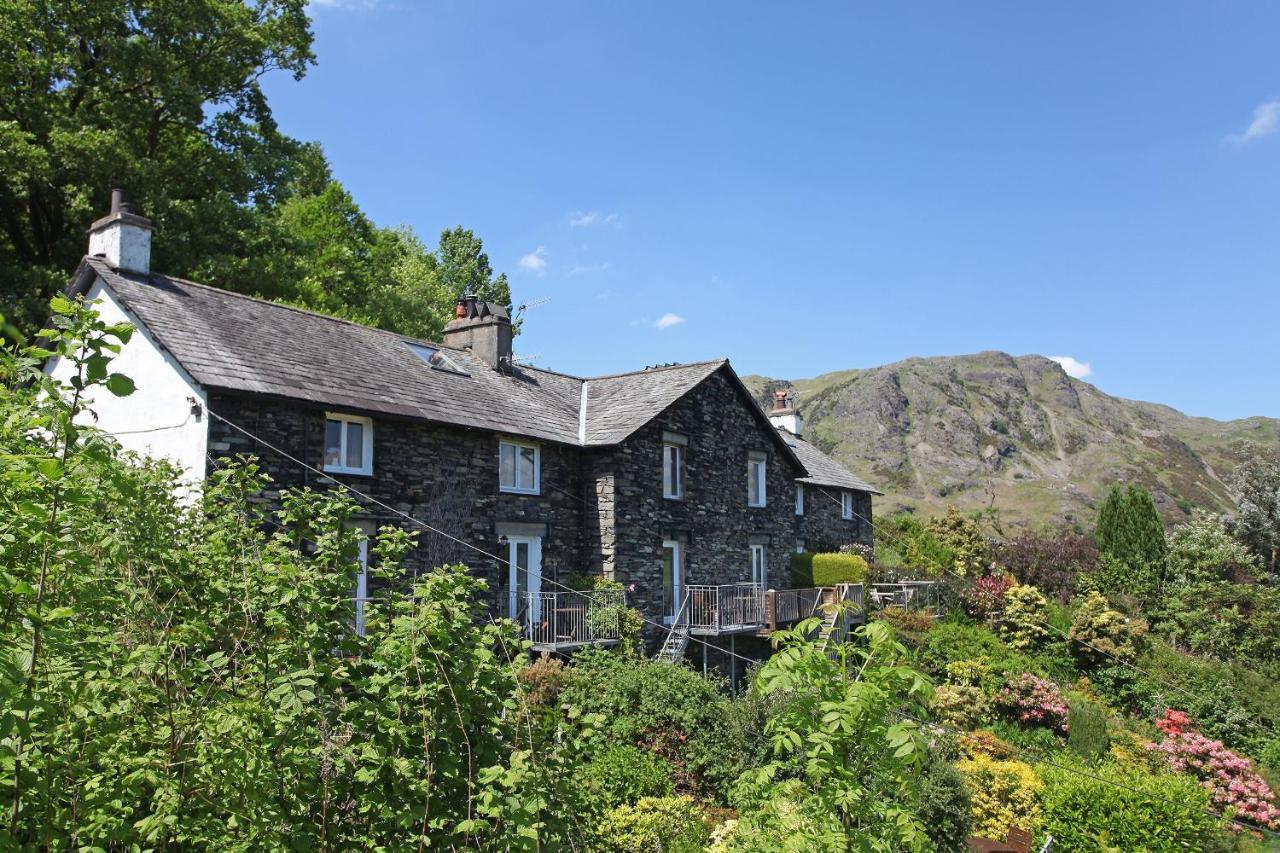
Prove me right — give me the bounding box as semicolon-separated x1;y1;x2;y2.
842;491;855;520
747;453;768;507
663;442;684;499
353;535;369;636
795;483;805;516
324;413;374;476
499;440;541;495
750;543;767;588
662;539;683;624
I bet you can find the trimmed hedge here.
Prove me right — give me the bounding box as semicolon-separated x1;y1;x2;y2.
791;552;870;587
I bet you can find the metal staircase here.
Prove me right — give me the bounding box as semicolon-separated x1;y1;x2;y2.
655;593;692;665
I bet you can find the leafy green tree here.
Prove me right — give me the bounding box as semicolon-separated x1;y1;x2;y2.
435;225;513;309
1228;445;1280;581
926;507;991;577
728;617;933;851
1166;511;1260;586
0;0;315;333
1095;485;1167;597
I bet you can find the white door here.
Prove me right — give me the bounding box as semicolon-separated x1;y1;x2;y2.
507;535;543;625
662;540;683;624
751;544;767;589
354;537;369;636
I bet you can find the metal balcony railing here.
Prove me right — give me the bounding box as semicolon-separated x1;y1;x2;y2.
870;581;942;617
685;583;766;634
517;588;625;651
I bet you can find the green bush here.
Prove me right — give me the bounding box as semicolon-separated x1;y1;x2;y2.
998;584;1052;650
595;796;709;853
918;756;972;852
1038;760;1230;852
581;744;673;812
915;621;1038;691
931;684;989;730
1154;581;1280;665
1066;696;1110;762
790;551;870;587
1068;591;1148;668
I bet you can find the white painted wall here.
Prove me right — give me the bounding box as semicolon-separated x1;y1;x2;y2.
45;277;208;489
87;221;151;274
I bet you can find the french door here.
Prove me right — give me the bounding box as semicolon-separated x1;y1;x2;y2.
662;539;683;624
506;535;543;625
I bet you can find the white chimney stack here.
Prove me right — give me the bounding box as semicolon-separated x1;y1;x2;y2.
769;389;803;436
88;188;152;274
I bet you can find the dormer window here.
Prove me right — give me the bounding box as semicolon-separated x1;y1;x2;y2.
324;413;373;476
500;440;540;494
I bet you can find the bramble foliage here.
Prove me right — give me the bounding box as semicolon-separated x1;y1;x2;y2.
995;533;1098;602
998;584;1052;650
1166;511;1261;586
1038;759;1229;851
925;508;991;577
956;753;1044;839
729;618;933;851
0;300;593;849
1067;591;1148;667
595;795;709;853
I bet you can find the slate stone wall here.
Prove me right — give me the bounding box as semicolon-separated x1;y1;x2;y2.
797;484;875;556
204;393;589;610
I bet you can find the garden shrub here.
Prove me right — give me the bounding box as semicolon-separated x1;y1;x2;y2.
1149;710;1280;830
1154;582;1280;665
1038;759;1229;852
995;532;1098;602
931;684;989;730
989;719;1063;753
595;796;709;853
995;673;1069;733
945;658;991;687
1262;738;1280;779
957;730;1018;761
1068;591;1148;668
916;621;1037;690
1108;727;1166;773
879;605;935;635
925;508;992;577
580;744;674;812
1166;511;1260;586
918;755;972;852
790;551;869;587
961;574;1014;621
1095;485;1168;579
956;753;1044;839
1066;696;1110;762
518;654;569;708
997;584;1052;650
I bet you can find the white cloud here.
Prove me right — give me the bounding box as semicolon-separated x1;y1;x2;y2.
1049;355;1092;379
569;211;619;228
518;247;547;275
654;312;686;330
1225;99;1280;145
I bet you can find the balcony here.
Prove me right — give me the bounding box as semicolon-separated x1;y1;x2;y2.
869;581;943;618
517;588;626;652
762;583;866;634
685;583;767;635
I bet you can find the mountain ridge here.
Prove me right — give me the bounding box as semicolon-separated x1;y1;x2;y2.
743;351;1280;531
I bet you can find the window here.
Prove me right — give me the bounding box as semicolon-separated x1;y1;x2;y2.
324;413;373;475
404;341;466;374
795;539;806;554
353;535;369;636
663;442;684;499
747;452;767;507
750;543;767;588
842;491;854;520
795;483;805;515
662;540;683;623
499;440;540;494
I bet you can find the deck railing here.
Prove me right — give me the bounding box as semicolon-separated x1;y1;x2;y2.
869;581;942;617
767;586;826;627
518;588;625;650
686;583;765;633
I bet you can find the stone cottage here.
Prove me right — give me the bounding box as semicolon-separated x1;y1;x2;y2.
48;193;879;657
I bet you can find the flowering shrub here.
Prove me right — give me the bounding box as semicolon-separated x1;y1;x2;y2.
996;673;1069;734
945;658;991;687
963;575;1015;620
998;584;1051;650
956;754;1044;839
1156;708;1192;736
931;684;989;730
1148;710;1280;830
958;730;1018;760
1067;591;1147;667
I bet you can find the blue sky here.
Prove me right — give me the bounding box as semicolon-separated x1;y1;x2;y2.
265;2;1279;420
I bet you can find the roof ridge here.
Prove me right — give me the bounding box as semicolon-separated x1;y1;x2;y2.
585;358;728;382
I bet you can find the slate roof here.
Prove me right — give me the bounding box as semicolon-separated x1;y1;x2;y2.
75;257;877;492
779;431;882;494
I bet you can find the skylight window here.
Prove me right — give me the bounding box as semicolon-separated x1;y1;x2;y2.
405;342;466;374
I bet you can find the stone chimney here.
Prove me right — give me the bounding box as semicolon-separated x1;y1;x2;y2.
768;388;803;436
88;189;152;274
442;294;512;369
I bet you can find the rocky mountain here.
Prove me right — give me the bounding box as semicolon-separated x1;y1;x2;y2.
744;352;1280;531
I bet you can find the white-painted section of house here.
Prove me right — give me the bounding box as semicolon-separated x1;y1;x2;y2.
768;410;803;437
45;276;208;489
88;220;151;275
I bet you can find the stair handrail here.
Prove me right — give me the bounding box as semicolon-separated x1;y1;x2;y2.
656;589;692;660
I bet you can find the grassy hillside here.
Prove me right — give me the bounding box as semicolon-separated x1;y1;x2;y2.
745;352;1280;531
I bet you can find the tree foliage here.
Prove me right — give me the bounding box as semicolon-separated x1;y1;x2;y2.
1094;485;1167;600
1166;510;1260;586
1228;445;1280;581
